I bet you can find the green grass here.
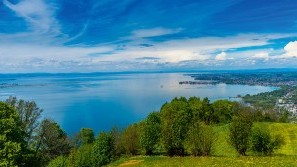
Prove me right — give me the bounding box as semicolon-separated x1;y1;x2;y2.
108;156;297;167
108;122;297;167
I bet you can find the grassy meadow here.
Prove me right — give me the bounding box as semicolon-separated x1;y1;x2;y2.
108;123;297;167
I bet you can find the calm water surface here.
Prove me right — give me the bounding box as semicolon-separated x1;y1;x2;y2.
0;73;276;135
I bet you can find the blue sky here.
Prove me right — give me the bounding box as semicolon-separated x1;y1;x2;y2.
0;0;297;72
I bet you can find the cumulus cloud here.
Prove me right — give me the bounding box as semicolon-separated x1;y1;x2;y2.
215;52;227;61
282;41;297;58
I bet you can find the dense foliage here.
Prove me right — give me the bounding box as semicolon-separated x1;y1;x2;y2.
1;96;288;166
0;102;25;167
140;112;161;155
92;132;115;166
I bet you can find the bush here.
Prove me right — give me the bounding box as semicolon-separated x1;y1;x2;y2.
185;122;215;156
251;126;285;155
91;132;115;166
229;110;253;156
47;156;68;167
68;144;93;167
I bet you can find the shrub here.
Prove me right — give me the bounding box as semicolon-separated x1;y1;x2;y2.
185;122;215;156
47;156;68;167
251;126;285;155
68;144;93;167
229;110;253;156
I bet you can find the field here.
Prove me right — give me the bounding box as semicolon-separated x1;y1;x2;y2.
108;123;297;167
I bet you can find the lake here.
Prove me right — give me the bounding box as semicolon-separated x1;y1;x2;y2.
0;72;276;135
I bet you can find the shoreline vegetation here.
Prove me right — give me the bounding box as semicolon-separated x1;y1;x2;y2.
1;71;297;166
1;96;294;167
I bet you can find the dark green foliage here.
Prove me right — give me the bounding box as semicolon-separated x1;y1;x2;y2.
251;126;285;155
36;119;71;164
0;102;25;167
110;127;125;157
229;109;253;156
74;128;95;147
160;97;191;156
212;100;234;123
201;98;215;125
92;132;115;167
121;124;140;155
140;112;161;155
188;97;203;122
185;122;215;156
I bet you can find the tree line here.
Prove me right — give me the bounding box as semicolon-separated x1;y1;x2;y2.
0;97;286;167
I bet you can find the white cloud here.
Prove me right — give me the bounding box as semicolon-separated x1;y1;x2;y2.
282;41;297;58
253;52;269;59
131;27;182;38
1;33;297;72
3;0;60;34
215;52;227;61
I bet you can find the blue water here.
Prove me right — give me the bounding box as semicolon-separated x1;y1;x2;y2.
0;73;276;135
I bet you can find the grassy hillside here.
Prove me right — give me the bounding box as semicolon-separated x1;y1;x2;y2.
108;123;297;167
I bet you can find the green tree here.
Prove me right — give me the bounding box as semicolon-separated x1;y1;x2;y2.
74;128;95;147
92;132;115;166
0;102;25;167
121;124;140;155
251;125;284;155
201;98;214;125
140;112;161;155
110;127;125;157
5;97;43;147
160;97;191;156
36;119;71;165
229;110;253;156
188;97;203;122
212;100;234;123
